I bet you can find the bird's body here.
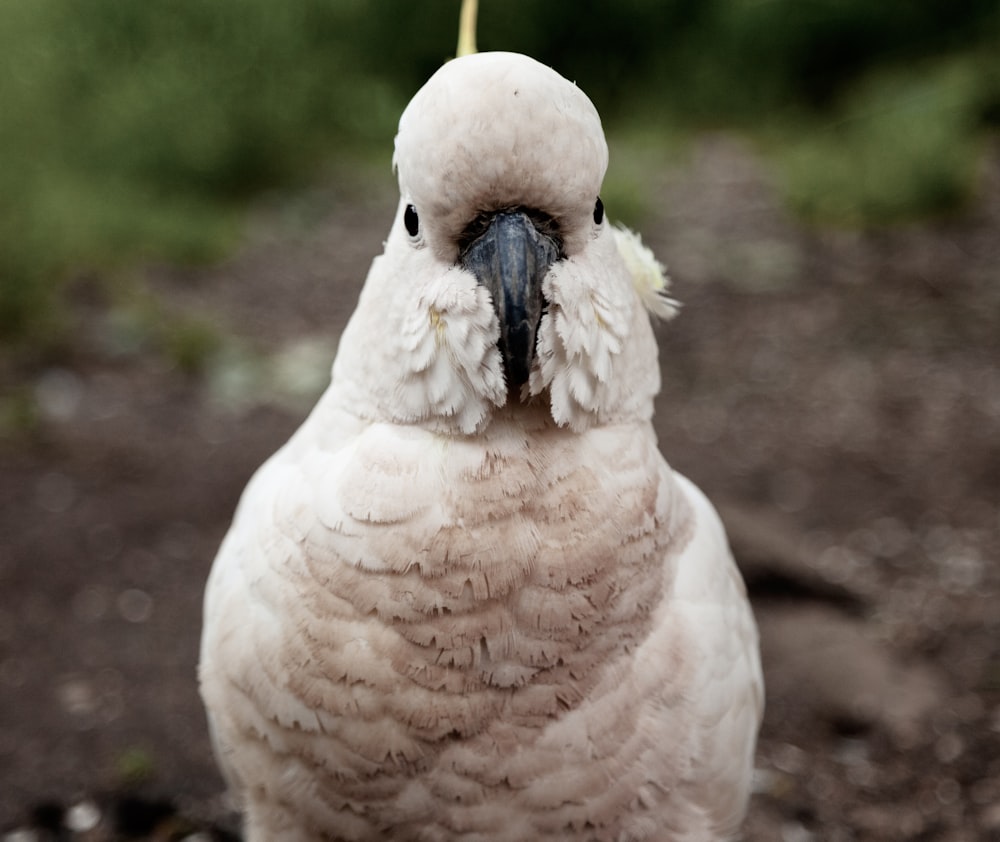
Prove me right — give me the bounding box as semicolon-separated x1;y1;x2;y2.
200;51;762;841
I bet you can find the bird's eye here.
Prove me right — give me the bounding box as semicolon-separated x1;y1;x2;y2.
404;204;420;237
593;197;604;225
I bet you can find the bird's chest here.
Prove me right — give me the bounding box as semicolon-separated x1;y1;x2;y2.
269;420;675;731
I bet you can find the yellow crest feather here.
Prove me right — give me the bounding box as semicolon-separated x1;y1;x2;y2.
613;225;680;321
456;0;478;57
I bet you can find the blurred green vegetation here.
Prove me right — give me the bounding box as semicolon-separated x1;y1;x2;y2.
1;0;998;343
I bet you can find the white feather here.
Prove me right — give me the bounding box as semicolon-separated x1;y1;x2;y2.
200;50;761;842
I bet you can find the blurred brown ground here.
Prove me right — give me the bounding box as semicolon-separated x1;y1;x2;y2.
2;136;998;840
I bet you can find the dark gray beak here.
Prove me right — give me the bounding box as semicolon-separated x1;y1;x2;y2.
459;209;560;392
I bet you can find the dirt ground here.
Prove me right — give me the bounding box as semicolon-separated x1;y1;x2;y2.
2;136;999;841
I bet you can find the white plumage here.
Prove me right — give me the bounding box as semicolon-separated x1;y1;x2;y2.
199;51;762;841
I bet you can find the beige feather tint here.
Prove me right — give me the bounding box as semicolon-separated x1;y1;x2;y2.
200;44;762;842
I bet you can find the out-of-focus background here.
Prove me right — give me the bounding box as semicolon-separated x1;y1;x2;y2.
1;2;999;839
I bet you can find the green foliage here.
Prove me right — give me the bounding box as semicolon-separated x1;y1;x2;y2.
774;59;990;223
604;127;691;229
163;317;224;376
115;745;155;785
0;0;403;342
0;386;40;438
1;0;998;343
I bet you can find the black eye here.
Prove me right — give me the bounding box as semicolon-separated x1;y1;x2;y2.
404;204;420;237
593;197;604;225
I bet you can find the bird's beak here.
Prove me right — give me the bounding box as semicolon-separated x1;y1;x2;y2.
459;209;560;393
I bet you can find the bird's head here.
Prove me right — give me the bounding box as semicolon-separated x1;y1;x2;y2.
332;52;673;435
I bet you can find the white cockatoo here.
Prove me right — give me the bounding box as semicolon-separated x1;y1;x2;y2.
200;50;762;842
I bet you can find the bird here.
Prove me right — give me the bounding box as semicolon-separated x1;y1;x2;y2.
199;47;763;842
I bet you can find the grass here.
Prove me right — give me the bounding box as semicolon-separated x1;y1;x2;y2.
0;0;997;351
769;58;993;224
0;0;403;346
